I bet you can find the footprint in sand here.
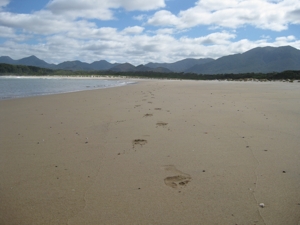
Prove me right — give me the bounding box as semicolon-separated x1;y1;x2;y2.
143;114;153;117
162;165;191;189
156;122;168;127
132;139;147;148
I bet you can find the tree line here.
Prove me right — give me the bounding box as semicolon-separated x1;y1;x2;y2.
1;63;300;81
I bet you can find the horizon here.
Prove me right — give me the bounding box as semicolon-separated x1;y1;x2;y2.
0;0;299;65
1;45;298;66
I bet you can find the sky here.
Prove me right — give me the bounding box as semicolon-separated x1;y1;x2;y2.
0;0;299;65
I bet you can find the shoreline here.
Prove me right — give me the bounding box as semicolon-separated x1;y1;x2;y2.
1;75;132;79
2;74;300;82
1;75;299;101
0;76;138;101
1;80;299;224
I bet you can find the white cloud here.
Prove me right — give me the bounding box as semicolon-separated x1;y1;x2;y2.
1;27;299;65
286;8;300;23
0;0;299;66
0;11;70;34
155;28;175;35
115;0;166;11
147;0;300;31
148;10;181;27
0;25;14;38
0;0;9;8
0;10;115;38
133;14;147;21
122;26;144;34
47;0;166;20
180;32;236;45
275;35;296;43
46;0;114;20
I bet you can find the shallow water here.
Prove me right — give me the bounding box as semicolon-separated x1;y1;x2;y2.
0;76;133;100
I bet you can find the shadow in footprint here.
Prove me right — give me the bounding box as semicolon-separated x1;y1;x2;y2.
162;165;191;189
132;139;147;148
164;175;191;188
156;122;168;127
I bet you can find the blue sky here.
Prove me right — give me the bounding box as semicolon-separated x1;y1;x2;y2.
0;0;299;65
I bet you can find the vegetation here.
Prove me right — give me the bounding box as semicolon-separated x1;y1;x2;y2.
1;63;300;81
0;63;53;75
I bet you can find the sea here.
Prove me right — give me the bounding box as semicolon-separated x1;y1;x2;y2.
0;76;134;100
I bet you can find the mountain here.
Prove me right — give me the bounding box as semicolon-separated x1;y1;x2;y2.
152;67;172;73
135;65;172;73
186;46;300;74
56;60;93;71
90;60;116;70
0;56;116;71
0;55;55;69
1;46;299;73
17;55;55;69
0;56;15;64
109;63;136;72
146;58;214;72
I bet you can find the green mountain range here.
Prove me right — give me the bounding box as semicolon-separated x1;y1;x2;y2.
1;46;299;74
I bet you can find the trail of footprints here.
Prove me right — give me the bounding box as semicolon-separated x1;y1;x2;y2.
124;89;170;152
123;88;192;189
131;90;192;189
120;89;191;188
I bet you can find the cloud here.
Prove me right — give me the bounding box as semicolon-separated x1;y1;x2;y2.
0;10;117;38
46;0;114;20
148;10;181;27
47;0;165;20
133;14;147;21
0;0;298;66
286;8;300;23
0;25;14;38
275;35;296;43
115;0;166;11
0;0;9;8
147;0;300;31
1;25;299;65
122;26;144;34
180;32;236;45
155;28;175;35
0;11;71;34
0;0;165;37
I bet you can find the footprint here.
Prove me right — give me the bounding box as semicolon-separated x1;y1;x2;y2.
156;122;168;127
162;165;191;189
132;139;147;148
143;114;153;117
164;175;191;188
116;120;126;123
154;108;161;110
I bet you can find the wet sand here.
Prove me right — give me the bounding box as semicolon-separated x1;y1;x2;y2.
0;80;300;225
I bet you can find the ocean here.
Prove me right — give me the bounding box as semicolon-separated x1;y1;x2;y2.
0;76;134;100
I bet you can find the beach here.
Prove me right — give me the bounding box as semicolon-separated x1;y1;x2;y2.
0;80;299;225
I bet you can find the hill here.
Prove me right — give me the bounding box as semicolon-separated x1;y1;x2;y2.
187;46;300;74
1;46;300;74
146;58;214;72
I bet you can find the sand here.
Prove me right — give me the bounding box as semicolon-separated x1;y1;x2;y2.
0;80;299;225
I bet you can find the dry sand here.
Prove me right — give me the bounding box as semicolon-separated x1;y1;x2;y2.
0;80;300;225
